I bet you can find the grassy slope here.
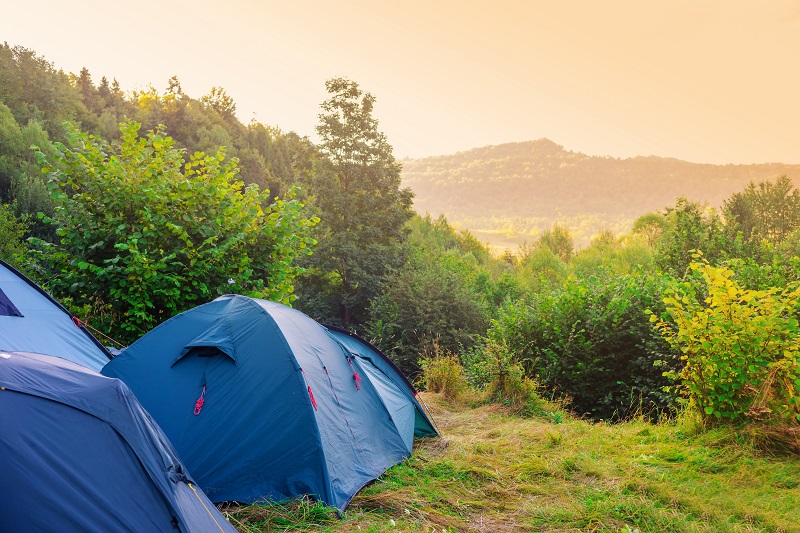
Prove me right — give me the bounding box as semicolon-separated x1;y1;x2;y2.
228;394;800;533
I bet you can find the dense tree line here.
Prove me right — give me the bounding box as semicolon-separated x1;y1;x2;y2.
0;44;412;340
2;44;800;441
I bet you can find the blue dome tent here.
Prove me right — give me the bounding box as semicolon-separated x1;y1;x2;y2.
0;350;238;533
102;294;437;510
0;259;111;371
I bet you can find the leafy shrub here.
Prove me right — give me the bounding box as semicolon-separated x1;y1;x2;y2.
465;338;540;414
31;121;317;342
419;351;468;400
655;198;730;277
480;271;680;421
0;202;29;267
571;235;654;279
517;243;568;291
655;261;800;427
366;251;490;375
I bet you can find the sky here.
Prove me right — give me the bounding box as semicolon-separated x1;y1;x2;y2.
2;1;799;164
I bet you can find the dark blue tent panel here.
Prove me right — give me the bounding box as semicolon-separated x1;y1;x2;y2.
0;287;22;316
0;351;237;533
0;260;111;370
103;294;437;510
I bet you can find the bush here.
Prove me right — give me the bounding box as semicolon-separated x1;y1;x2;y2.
0;202;29;267
465;339;541;414
366;251;490;375
419;350;468;400
480;271;680;421
655;261;800;427
31;121;317;342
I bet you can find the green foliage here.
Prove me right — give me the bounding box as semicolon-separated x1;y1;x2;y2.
726;249;800;292
407;214;490;262
31;120;316;342
201;86;237;121
537;222;574;262
632;212;667;246
0;101;25;197
418;351;468;399
366;251;490;375
366;214;522;375
655;261;800;427
654;198;731;277
464;338;541;414
0;202;29;267
408;214;521;308
571;234;654;279
517;243;568;291
482;272;679;420
296;78;413;328
0;44;89;142
724;175;800;245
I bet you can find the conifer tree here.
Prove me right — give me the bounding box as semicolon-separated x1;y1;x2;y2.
298;78;413;328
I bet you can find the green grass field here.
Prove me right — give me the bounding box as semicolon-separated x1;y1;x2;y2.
226;393;800;533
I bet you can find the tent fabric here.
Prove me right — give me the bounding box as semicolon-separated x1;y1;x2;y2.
0;287;22;316
0;260;111;371
0;350;237;533
323;325;439;442
103;294;438;510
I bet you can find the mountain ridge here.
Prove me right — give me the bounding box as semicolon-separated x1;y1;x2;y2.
400;139;800;250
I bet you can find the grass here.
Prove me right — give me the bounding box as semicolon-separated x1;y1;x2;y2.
226;393;800;533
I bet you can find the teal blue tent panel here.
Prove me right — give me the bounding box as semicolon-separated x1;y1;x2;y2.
355;357;416;453
324;326;438;438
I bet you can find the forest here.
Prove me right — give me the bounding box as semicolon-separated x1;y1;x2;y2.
2;43;800;528
403;140;800;250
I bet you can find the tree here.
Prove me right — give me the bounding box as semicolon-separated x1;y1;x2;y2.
297;78;413;328
724;175;800;245
655;198;728;277
632;212;667;247
537;223;574;263
201;86;237;121
0;102;57;238
31;120;317;342
0;101;25;198
0;44;86;141
75;67;100;114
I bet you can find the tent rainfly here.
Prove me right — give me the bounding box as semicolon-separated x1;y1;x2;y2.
0;259;111;371
102;294;437;510
0;350;238;533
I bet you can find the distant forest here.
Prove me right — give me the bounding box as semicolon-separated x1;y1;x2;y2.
402;139;800;249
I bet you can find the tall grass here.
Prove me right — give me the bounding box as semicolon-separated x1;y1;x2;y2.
233;391;800;532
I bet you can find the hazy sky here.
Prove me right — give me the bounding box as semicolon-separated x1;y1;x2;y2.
3;1;799;163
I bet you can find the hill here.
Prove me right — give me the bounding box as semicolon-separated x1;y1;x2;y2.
230;393;800;532
401;140;800;250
